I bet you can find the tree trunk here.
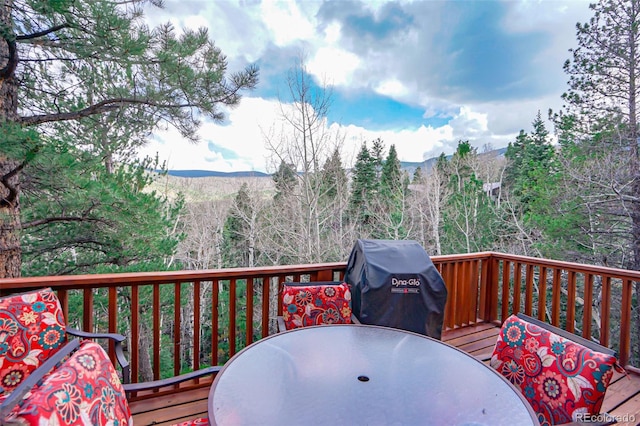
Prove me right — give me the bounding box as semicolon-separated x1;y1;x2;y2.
0;0;21;278
138;321;154;382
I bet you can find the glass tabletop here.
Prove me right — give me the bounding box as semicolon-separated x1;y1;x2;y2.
208;324;539;426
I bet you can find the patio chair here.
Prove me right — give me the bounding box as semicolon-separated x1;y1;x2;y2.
490;313;623;425
278;281;359;331
0;338;131;424
0;287;217;425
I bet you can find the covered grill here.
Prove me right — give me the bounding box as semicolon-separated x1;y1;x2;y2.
345;239;448;339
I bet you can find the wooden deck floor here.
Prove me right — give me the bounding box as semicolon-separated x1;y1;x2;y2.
130;322;640;425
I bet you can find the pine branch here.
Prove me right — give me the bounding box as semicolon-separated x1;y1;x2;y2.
18;98;198;126
16;24;70;41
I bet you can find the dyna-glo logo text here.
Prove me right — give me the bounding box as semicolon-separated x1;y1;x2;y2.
391;278;421;287
391;277;421;293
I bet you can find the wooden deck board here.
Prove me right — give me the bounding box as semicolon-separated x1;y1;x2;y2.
130;322;640;425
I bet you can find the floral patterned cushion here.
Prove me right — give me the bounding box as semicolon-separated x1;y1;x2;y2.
282;282;352;330
491;314;619;425
172;417;209;425
0;288;67;396
4;340;132;425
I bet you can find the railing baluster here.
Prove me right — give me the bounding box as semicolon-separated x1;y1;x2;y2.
246;278;254;346
538;267;548;322
501;260;511;321
524;264;534;316
229;278;237;358
212;279;219;365
108;286;117;362
193;280;201;372
600;276;612;347
513;262;522;315
469;259;479;324
83;289;93;332
261;277;270;338
582;274;593;340
551;269;562;326
566;271;577;333
452;261;461;327
131;285;139;383
153;283;161;380
174;282;181;377
444;262;455;329
620;278;632;367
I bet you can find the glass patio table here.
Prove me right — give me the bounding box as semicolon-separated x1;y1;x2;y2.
208;324;539;426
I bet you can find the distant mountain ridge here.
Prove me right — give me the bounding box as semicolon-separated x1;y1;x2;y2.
158;170;270;178
161;147;507;178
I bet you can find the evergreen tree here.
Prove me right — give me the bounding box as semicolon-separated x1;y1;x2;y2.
504;112;555;212
272;160;297;200
377;144;409;239
551;0;640;271
21;142;183;275
380;144;403;200
441;141;496;253
321;147;347;200
0;0;258;277
223;183;253;268
371;137;385;179
412;167;423;183
349;143;377;225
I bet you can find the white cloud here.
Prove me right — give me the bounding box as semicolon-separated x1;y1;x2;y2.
375;78;409;98
260;1;315;46
140;97;283;173
137;0;594;172
308;47;361;86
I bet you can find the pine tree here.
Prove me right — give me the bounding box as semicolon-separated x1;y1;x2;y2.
321;148;348;200
0;0;258;277
272;160;297;200
349;143;377;225
380;144;403;199
504;112;555;212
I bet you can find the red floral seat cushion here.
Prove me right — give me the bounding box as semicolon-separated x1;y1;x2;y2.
282;282;352;330
491;315;619;425
0;288;67;396
172;417;209;425
5;340;132;425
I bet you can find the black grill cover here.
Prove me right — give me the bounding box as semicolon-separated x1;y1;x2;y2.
345;239;447;339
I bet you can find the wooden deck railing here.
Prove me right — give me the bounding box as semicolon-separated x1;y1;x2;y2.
1;252;638;400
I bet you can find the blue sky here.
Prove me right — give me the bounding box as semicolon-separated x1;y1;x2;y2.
139;0;593;173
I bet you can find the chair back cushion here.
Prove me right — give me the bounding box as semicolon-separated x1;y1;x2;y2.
5;340;132;425
282;282;352;330
0;288;67;396
491;314;619;425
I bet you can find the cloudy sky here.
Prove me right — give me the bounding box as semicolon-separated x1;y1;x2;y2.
138;0;594;173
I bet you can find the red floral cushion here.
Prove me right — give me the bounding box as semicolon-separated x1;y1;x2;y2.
172;417;209;425
282;282;352;330
5;340;131;425
0;288;67;396
491;315;619;425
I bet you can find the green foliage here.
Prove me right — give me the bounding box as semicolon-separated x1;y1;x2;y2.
1;0;258;278
440;141;497;253
320;148;348;200
380;144;403;200
504;112;556;214
349;143;378;225
222;183;255;268
272;161;297;200
20;139;184;275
